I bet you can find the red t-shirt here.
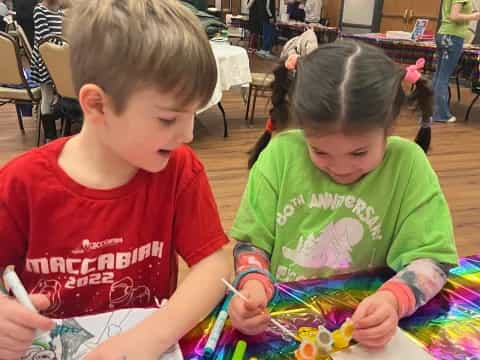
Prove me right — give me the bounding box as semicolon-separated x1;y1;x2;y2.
0;138;228;318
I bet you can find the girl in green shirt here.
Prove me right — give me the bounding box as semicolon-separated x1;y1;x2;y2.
228;40;458;349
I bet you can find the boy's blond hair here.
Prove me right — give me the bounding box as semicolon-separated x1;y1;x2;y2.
64;0;217;114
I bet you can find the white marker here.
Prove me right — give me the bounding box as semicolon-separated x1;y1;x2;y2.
3;266;52;345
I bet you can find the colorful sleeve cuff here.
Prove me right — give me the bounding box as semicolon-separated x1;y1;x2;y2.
234;242;270;273
379;280;416;318
233;243;276;303
238;273;275;302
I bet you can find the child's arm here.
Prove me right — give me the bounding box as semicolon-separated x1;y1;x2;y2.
352;259;449;348
227;242;276;336
233;242;275;300
364;144;457;319
0;268;54;359
84;248;231;359
136;247;232;351
378;258;449;318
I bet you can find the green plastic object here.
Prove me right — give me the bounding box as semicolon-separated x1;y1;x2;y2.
232;340;247;360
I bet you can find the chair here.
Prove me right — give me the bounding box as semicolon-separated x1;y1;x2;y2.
15;23;33;63
247;32;259;54
448;65;462;105
0;31;41;142
39;36;77;99
39;36;82;136
465;80;480;121
244;72;274;126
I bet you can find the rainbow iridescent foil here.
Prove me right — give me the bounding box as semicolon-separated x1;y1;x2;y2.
181;255;480;359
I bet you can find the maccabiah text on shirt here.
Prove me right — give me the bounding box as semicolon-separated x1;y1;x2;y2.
25;240;164;289
276;192;383;240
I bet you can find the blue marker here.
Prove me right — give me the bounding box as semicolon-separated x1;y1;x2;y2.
203;293;233;358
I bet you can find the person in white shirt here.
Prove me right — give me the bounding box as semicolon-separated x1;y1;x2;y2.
468;0;480;43
0;0;9;17
304;0;322;23
0;0;9;32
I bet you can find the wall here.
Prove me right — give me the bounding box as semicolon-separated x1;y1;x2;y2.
324;0;342;27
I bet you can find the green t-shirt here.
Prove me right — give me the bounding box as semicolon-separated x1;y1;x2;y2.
439;0;473;38
230;131;458;282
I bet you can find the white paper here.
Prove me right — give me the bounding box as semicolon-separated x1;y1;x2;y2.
22;308;183;360
331;328;433;360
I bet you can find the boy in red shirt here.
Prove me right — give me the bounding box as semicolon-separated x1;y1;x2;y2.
0;0;231;358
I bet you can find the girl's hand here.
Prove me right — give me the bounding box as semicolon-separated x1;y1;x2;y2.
352;291;399;348
228;280;270;336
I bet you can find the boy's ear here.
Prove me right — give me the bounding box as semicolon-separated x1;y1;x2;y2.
78;84;110;125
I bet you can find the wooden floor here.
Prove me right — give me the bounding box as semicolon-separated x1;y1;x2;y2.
2;56;480;278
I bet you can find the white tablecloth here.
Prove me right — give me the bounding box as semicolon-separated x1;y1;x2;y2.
199;42;251;113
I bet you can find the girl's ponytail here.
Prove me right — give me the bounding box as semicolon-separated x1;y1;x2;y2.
403;59;433;153
248;63;295;168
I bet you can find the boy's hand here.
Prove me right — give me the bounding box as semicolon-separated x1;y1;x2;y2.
352;291;399;348
84;326;164;360
228;279;270;336
0;294;54;360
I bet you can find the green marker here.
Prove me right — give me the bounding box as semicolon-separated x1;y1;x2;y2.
232;340;247;360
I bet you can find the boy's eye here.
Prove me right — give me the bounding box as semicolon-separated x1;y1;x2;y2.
158;118;175;126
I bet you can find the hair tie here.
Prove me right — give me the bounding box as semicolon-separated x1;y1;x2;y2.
285;54;299;70
404;58;425;84
265;118;275;133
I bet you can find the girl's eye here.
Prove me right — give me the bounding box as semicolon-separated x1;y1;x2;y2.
352;151;368;157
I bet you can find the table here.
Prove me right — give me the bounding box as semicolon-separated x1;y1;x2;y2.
229;15;248;35
228;15;339;44
228;15;249;40
342;33;480;83
198;41;251;137
276;21;339;44
181;254;480;359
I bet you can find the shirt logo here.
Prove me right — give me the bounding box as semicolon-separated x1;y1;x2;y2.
72;238;124;254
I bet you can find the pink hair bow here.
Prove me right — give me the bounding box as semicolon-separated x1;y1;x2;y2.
404;58;425;84
285;54;299;70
